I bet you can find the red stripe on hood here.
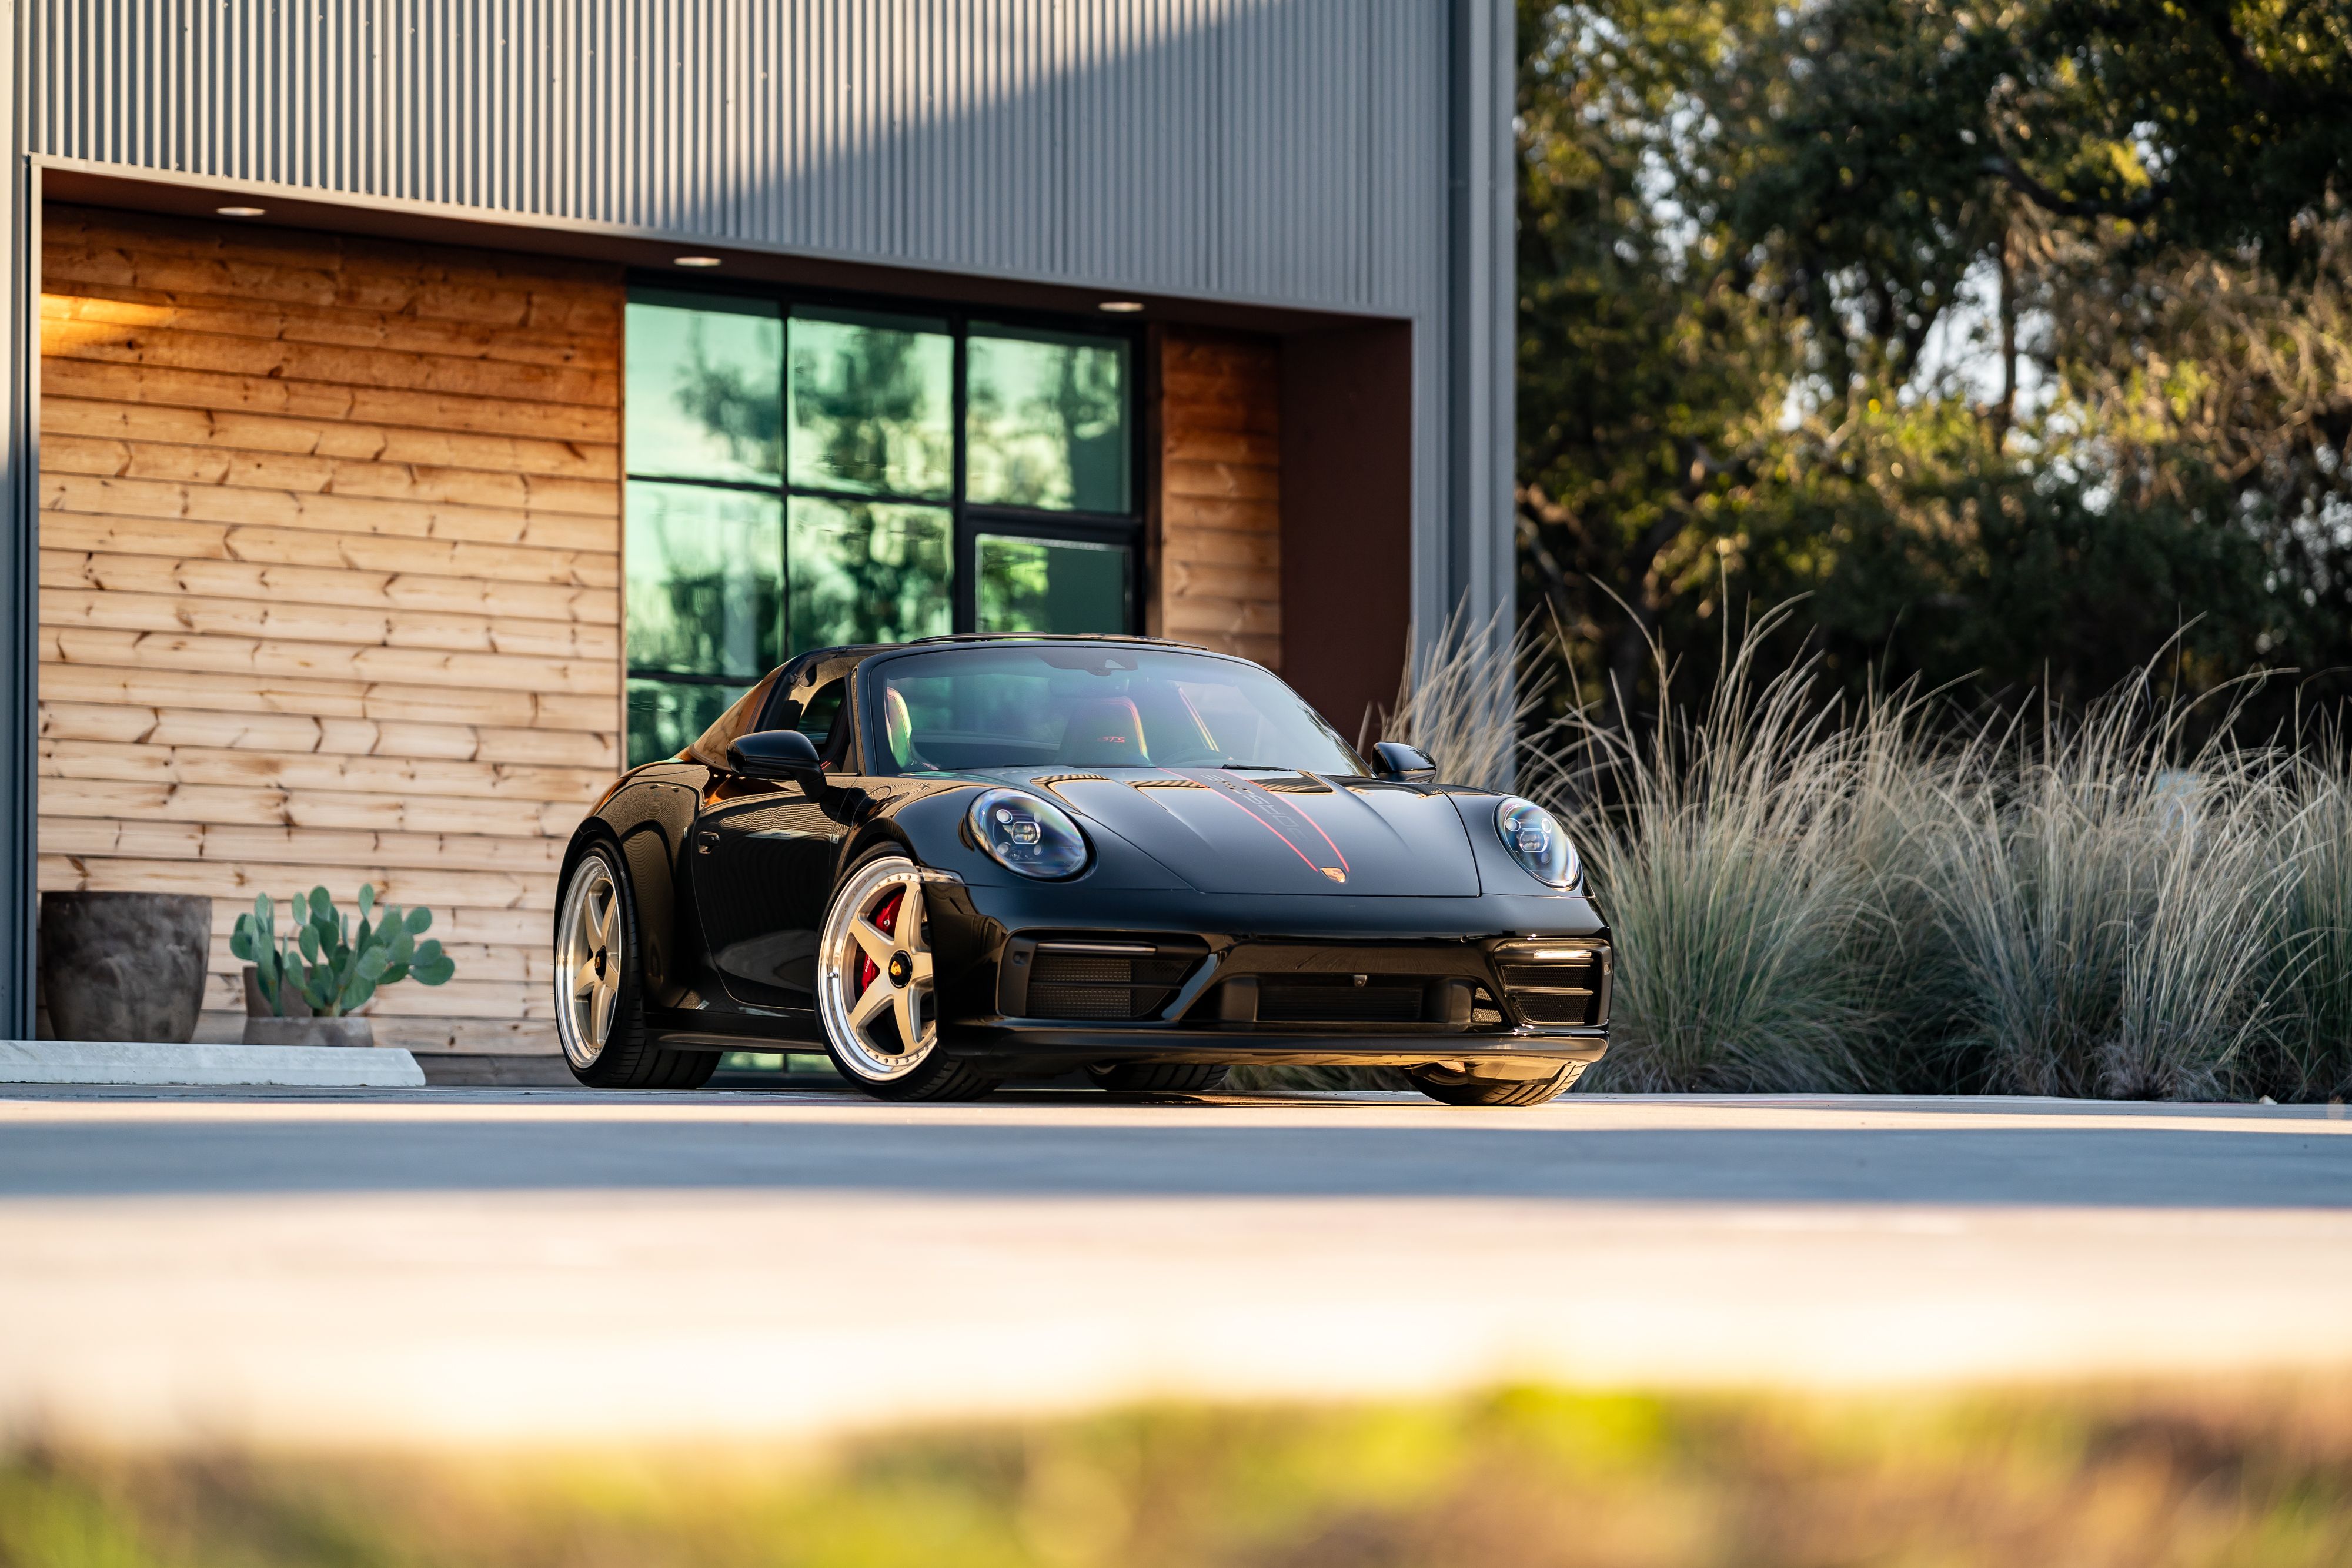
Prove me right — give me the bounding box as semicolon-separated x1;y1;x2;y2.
1161;769;1347;879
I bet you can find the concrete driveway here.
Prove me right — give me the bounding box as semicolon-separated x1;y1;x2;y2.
4;1086;2348;1446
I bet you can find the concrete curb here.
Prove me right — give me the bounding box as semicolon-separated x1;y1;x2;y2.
0;1039;426;1088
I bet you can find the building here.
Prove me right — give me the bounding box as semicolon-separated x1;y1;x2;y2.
0;1;1516;1072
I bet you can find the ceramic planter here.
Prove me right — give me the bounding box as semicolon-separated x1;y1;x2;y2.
241;1015;376;1049
242;964;314;1019
240;964;373;1047
38;892;212;1042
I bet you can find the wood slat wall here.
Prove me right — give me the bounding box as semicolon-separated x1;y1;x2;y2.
36;206;623;1056
1155;327;1281;671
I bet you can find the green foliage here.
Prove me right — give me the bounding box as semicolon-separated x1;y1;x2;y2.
1743;0;2352;275
1517;0;2352;730
0;1463;149;1568
8;1384;2352;1566
228;885;455;1020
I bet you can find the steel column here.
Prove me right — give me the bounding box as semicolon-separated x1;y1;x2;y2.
1;0;33;1037
1445;0;1516;636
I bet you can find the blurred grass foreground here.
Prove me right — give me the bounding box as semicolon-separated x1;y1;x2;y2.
7;1383;2351;1568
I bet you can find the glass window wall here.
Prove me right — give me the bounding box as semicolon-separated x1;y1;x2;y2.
976;533;1131;636
624;290;1141;765
964;327;1130;513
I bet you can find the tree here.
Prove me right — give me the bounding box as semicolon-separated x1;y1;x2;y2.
1518;0;2352;730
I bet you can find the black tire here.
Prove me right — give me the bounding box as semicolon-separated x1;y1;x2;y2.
817;848;1001;1103
1406;1061;1585;1106
847;1052;1004;1102
1086;1062;1231;1094
554;840;719;1091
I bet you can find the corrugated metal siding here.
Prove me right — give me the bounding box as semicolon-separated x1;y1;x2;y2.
27;0;1442;316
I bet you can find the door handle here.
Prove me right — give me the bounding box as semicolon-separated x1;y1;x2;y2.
695;831;720;855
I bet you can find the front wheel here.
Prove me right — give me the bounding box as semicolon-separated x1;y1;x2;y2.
1406;1060;1586;1106
816;853;1000;1102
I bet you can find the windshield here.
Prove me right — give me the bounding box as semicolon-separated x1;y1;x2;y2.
863;644;1367;777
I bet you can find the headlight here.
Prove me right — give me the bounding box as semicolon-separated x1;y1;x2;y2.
1495;797;1578;888
968;788;1090;880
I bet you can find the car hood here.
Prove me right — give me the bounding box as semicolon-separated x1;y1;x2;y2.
964;767;1483;896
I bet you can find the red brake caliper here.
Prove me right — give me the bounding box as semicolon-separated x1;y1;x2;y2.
856;889;903;997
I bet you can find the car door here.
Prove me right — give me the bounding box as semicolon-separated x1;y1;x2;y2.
690;666;857;1012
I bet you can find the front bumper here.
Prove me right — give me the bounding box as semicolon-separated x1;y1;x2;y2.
941;1026;1607;1078
925;876;1612;1073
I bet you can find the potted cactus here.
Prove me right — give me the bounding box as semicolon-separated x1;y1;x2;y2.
231;885;456;1048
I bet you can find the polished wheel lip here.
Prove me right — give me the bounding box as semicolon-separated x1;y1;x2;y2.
554;851;622;1070
818;856;938;1082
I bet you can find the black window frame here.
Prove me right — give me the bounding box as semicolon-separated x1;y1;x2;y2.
622;275;1148;724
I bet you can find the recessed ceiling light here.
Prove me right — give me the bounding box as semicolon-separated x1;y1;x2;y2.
216;205;266;218
1097;299;1145;313
673;255;723;268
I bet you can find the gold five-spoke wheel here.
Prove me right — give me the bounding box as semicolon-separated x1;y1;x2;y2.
817;856;938;1081
556;850;623;1069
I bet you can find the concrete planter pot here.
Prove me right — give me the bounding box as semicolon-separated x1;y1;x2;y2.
38;892;212;1043
239;968;370;1047
242;964;313;1019
242;1015;376;1049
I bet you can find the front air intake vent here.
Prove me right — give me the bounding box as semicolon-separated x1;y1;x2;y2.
1512;991;1598;1027
1023;941;1204;1021
1496;942;1609;1029
1257;975;1428;1024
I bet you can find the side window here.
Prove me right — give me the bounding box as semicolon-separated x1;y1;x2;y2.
794;680;850;769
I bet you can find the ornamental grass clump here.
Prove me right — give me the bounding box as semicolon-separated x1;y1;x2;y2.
230;884;455;1019
1912;691;2297;1100
2243;748;2352;1102
1531;609;1905;1093
1518;604;2352;1102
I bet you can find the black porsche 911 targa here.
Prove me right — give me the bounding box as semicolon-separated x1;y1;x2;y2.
554;635;1611;1105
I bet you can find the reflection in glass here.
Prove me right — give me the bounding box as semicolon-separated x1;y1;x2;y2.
965;327;1130;512
627;678;751;768
787;499;953;653
977;534;1130;634
788;310;954;498
625;483;784;678
870;645;1365;777
624;300;783;482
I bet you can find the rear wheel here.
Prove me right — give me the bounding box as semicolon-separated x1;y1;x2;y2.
554;843;718;1090
817;853;1000;1102
1406;1060;1585;1106
1086;1062;1231;1094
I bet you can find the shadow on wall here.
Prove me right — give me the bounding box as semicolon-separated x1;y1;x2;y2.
34;0;1447;315
633;0;1444;309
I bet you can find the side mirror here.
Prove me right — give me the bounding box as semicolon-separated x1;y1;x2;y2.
727;728;826;793
1370;741;1438;783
